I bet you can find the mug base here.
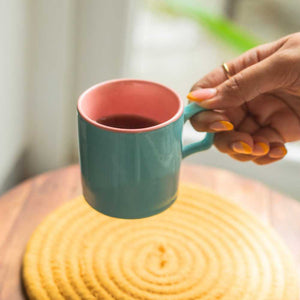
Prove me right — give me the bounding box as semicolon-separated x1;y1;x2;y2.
84;195;177;220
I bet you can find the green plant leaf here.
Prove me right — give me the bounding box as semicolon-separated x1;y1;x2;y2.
156;0;261;53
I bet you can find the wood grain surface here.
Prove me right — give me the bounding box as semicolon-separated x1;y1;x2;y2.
0;164;299;299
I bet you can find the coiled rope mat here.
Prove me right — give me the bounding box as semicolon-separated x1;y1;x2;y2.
23;185;299;300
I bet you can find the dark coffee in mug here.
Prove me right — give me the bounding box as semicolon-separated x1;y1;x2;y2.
97;114;159;129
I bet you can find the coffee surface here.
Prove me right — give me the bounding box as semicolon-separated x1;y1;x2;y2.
97;114;159;129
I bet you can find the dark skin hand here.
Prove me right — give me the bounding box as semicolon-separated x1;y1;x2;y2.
188;32;300;164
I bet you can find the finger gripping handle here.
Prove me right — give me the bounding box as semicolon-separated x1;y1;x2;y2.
182;102;214;158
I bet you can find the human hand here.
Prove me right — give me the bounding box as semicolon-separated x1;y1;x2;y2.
188;33;300;164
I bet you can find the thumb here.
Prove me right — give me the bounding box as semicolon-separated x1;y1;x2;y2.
193;54;284;109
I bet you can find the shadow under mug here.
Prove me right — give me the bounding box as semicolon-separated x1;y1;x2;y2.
77;79;214;219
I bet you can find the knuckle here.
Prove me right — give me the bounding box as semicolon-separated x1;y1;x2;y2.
230;74;243;91
287;32;300;47
223;73;246;103
226;63;237;76
241;50;260;67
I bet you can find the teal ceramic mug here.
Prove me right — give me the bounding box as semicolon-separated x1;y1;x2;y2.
77;79;214;219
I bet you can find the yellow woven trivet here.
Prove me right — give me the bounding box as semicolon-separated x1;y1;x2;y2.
23;185;299;300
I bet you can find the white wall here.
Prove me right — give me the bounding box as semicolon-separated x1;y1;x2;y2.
26;0;77;174
0;0;134;193
26;0;134;174
0;1;29;191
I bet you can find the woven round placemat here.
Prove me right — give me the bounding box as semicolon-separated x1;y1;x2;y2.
23;185;299;300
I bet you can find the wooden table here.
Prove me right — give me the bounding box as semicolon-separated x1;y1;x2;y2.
0;164;299;299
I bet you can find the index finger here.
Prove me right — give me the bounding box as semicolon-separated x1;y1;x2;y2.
190;36;289;92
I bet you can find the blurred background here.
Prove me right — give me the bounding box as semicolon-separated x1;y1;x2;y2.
1;0;299;199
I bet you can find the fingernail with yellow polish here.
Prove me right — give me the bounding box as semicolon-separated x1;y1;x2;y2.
269;146;287;158
254;142;269;155
187;88;217;102
210;121;234;131
231;141;252;154
280;146;287;155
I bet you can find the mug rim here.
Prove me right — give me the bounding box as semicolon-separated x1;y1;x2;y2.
77;79;184;133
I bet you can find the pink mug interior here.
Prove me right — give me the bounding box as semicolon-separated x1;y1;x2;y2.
77;79;183;133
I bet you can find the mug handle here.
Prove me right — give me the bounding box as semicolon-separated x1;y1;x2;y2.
182;102;214;158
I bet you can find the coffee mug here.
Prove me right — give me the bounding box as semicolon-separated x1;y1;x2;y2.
77;79;213;219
